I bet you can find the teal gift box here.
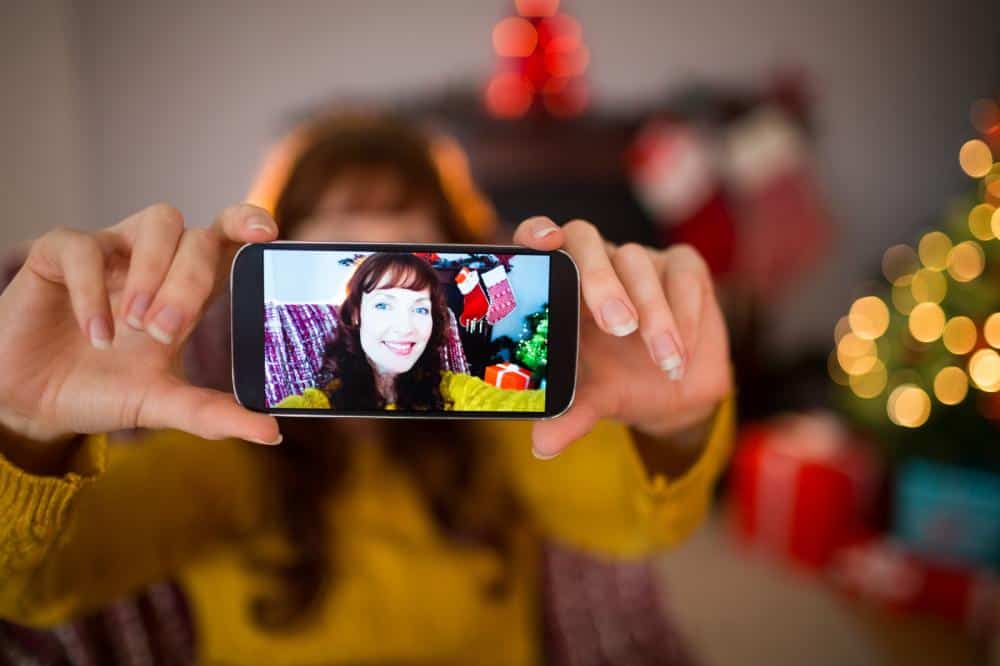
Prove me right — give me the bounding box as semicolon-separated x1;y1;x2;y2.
894;459;1000;568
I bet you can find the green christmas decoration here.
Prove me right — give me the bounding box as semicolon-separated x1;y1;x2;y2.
832;157;1000;472
516;305;549;373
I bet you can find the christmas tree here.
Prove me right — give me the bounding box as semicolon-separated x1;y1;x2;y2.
516;304;549;381
832;107;1000;471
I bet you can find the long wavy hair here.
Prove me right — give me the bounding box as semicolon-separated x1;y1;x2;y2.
315;253;448;411
250;114;516;630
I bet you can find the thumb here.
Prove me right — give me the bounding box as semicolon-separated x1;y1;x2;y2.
140;379;281;445
530;383;602;459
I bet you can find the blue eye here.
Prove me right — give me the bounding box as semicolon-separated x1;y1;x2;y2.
415;306;430;315
374;302;390;311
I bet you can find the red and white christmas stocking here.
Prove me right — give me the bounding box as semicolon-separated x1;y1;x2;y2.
455;266;489;328
482;264;517;324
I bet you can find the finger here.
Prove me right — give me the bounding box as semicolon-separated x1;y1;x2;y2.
612;243;686;380
141;381;281;444
531;381;604;459
210;203;278;275
658;244;709;355
25;227;119;350
112;203;186;330
511;216;564;250
562;220;638;337
142;227;222;345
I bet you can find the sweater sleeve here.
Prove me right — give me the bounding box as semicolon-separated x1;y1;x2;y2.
442;372;546;412
0;429;272;627
493;394;735;558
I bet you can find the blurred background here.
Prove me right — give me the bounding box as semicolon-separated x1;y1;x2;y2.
3;1;1000;663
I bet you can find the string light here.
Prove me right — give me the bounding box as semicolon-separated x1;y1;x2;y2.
848;296;890;340
849;359;887;398
910;268;947;304
969;349;1000;392
837;332;878;375
968;203;996;240
933;366;969;405
959;139;993;178
918;231;951;271
942;316;977;355
891;275;917;315
493;17;539;58
887;384;931;428
908;302;946;343
882;245;919;283
946;241;985;282
985;313;1000;349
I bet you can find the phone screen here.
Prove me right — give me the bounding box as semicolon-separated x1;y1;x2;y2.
260;248;554;414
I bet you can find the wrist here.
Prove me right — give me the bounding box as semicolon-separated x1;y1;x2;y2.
0;408;81;476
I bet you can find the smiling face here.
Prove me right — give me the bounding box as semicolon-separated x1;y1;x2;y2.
357;285;434;376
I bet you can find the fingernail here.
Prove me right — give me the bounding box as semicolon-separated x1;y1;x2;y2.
126;292;152;330
532;447;559;460
246;216;275;235
652;332;685;381
89;315;112;350
601;299;638;336
253;434;283;446
533;224;558;239
147;305;183;344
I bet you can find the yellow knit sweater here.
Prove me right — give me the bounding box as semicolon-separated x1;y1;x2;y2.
275;370;547;411
0;395;734;665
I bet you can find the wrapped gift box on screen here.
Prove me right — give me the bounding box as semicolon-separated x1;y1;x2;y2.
484;362;532;390
730;412;882;570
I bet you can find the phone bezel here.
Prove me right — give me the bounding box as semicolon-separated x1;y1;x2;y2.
231;241;579;420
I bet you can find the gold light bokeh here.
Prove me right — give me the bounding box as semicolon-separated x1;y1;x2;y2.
917;231;951;271
828;350;849;386
992;206;1000;239
848;296;890;340
887;384;931;428
969;349;1000;392
959;139;994;178
849;359;887;398
933;366;969;405
942;316;977;355
891;275;917;315
834;316;851;344
908;302;946;343
969;203;997;240
837;332;878;375
985;313;1000;349
946;241;985;282
910;268;947;304
882;244;920;284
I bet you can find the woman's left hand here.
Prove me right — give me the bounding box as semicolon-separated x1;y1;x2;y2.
513;217;732;458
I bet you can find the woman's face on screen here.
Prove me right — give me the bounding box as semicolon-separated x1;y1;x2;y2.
358;285;434;376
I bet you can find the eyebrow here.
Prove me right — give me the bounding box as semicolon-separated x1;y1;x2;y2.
370;292;431;303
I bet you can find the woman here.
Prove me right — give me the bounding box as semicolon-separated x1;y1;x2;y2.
0;114;733;664
276;251;544;412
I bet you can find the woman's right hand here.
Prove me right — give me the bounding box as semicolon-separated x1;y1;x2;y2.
0;203;281;447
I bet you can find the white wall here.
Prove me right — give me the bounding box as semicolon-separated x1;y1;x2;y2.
0;1;89;250
4;0;998;350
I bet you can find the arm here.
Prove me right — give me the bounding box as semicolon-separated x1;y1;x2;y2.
494;394;734;558
0;429;273;627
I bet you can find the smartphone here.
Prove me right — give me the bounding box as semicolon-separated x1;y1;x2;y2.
231;242;579;419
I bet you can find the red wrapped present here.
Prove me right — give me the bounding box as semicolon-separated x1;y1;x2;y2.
831;537;998;635
484;362;531;390
729;412;881;570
